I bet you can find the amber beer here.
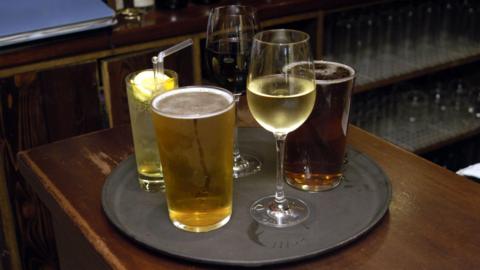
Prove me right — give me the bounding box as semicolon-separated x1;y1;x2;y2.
151;86;235;232
285;61;355;191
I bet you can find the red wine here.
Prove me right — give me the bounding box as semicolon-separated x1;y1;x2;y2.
205;39;251;95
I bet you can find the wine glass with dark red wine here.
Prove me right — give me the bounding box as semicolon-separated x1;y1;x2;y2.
205;5;262;178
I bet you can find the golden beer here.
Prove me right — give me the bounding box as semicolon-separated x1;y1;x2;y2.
151;86;235;232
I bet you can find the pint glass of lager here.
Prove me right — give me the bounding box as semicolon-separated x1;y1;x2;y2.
126;69;178;192
151;86;235;232
285;61;355;192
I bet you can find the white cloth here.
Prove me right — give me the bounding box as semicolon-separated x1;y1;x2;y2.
457;163;480;179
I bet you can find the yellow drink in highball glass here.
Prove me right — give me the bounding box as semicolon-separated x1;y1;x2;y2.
126;69;177;192
151;87;235;232
247;74;316;133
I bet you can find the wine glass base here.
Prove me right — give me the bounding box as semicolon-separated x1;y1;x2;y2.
250;196;309;228
233;154;262;178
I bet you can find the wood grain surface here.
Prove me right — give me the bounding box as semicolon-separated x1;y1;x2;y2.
16;116;480;269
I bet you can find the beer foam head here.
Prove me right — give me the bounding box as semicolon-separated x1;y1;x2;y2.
314;61;355;84
151;86;234;119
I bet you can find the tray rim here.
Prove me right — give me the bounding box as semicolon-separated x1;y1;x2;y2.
102;130;392;267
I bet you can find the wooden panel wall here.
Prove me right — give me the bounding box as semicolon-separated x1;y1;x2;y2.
39;62;103;141
0;61;103;270
0;141;22;270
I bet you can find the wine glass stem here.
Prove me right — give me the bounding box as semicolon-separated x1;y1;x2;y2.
233;94;241;164
274;133;288;206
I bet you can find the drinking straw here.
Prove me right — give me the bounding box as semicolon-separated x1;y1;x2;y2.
151;39;210;192
153;38;193;78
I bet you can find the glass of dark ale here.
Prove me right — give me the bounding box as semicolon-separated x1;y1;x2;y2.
285;61;355;192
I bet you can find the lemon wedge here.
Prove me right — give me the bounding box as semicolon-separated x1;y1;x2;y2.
132;70;176;102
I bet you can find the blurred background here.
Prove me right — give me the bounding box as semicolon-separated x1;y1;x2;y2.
1;0;480;269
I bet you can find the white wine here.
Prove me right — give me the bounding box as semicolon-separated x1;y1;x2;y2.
247;29;314;228
247;74;316;134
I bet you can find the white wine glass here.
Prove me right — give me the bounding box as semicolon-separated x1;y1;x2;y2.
205;5;262;178
247;29;316;227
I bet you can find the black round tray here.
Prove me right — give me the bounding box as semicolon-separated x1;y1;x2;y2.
102;128;392;267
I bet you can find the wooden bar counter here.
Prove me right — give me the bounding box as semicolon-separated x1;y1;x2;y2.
17;121;480;269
